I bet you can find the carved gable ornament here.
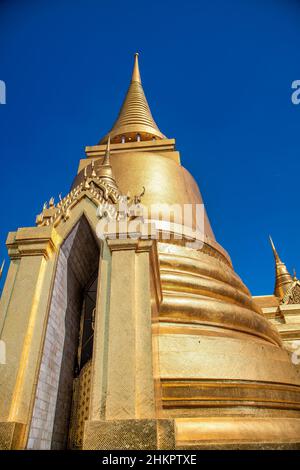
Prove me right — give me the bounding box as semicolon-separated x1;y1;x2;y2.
36;170;145;229
282;280;300;305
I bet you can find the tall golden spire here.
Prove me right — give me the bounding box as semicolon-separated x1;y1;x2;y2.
100;53;166;144
269;236;293;299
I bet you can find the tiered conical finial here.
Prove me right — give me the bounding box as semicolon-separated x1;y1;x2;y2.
100;53;166;144
269;236;294;299
103;135;111;166
98;136;118;190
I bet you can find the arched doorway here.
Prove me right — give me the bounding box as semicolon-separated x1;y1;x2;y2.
67;273;98;449
27;216;100;450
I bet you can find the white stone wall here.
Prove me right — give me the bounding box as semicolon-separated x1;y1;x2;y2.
27;252;69;449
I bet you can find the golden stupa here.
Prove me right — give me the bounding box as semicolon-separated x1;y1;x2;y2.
0;54;300;450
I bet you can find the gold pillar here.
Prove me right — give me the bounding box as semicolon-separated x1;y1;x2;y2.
0;226;60;449
84;229;175;450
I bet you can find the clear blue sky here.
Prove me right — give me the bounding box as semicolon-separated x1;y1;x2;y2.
0;0;299;295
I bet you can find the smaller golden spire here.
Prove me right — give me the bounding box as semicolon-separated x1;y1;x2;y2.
293;268;297;281
269;235;280;263
103;135;111;166
98;136;118;190
269;236;293;299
